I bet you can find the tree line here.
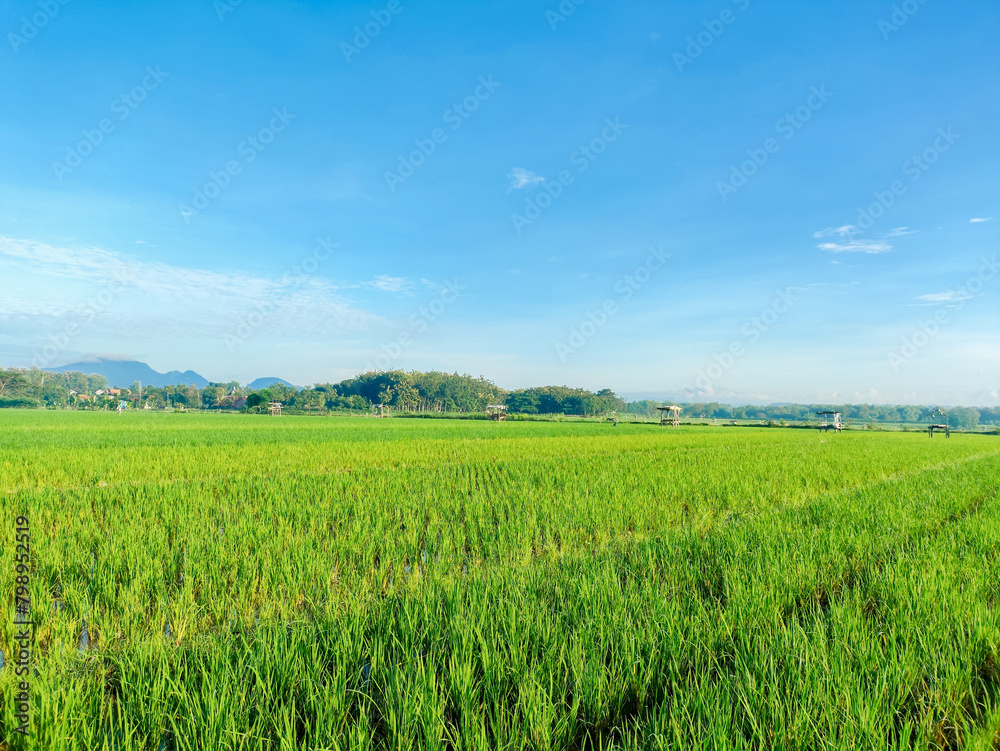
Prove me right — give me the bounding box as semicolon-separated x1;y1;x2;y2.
0;366;996;428
625;400;990;430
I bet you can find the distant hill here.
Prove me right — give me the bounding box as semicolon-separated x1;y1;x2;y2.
47;360;210;389
247;377;298;390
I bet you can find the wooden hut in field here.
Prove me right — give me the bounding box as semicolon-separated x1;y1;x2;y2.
658;405;681;427
372;403;388;418
268;402;283;416
927;408;950;437
816;411;842;433
486;405;508;422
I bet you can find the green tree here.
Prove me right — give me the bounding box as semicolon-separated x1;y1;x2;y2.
507;391;540;414
201;386;225;409
393;380;420;411
85;374;109;393
0;369;28;399
949;407;980;430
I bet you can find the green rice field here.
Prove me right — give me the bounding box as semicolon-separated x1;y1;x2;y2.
1;412;999;750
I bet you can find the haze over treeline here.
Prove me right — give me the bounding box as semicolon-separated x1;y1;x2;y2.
0;367;993;429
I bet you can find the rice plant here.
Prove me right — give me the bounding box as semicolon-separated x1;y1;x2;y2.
1;411;997;749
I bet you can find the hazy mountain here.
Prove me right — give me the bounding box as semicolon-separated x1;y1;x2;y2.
46;359;210;389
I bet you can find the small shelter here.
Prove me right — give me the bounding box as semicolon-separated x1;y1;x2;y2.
486;405;507;422
927;408;949;437
658;405;681;427
373;403;388;419
268;402;283;417
816;411;843;433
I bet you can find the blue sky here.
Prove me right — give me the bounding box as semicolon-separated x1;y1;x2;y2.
0;0;997;404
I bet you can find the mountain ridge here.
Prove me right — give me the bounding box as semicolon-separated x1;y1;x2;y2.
44;359;294;390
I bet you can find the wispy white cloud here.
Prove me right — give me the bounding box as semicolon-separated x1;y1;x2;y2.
85;353;135;362
814;225;913;252
0;236;381;338
970;217;993;223
916;290;973;304
0;299;74;317
817;240;892;254
813;225;858;239
365;275;412;293
507;167;545;191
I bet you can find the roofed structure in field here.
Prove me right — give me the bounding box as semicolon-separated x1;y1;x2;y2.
486;405;507;421
816;411;842;433
657;405;681;427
